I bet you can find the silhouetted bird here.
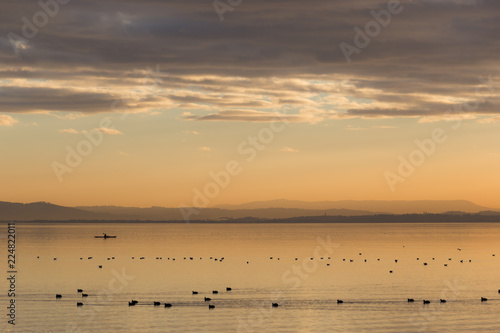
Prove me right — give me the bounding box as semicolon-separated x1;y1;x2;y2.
395;259;398;263
212;290;218;294
77;302;83;306
208;304;215;309
204;297;211;301
77;289;83;293
407;298;414;302
440;299;447;303
272;303;279;307
481;297;488;302
389;271;393;273
226;287;232;291
56;294;62;299
98;265;102;268
424;263;427;266
165;303;172;308
128;301;136;306
423;300;430;304
192;291;198;295
337;300;343;304
154;302;161;306
82;294;88;297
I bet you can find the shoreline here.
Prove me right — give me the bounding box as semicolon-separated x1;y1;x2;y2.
3;213;500;224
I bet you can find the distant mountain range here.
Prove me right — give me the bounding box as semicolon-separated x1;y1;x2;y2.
215;199;493;214
0;199;498;222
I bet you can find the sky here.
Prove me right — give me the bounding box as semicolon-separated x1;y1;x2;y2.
0;0;500;208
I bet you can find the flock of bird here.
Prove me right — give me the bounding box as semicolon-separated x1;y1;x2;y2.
40;249;495;274
47;248;499;308
54;287;236;309
54;288;500;308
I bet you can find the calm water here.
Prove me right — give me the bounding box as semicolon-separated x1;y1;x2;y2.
2;222;500;332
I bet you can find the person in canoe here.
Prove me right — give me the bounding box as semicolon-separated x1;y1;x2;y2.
95;233;116;238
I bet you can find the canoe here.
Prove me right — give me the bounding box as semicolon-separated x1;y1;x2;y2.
94;236;117;238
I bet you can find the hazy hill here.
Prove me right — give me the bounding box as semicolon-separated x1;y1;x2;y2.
76;206;378;220
0;201;377;221
0;201;107;221
0;200;496;222
215;199;493;214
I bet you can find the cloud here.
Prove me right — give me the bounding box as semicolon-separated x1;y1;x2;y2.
95;127;123;135
0;115;18;127
183;109;338;123
59;128;79;134
199;146;212;152
0;0;499;122
346;125;365;131
183;130;201;135
478;116;500;124
281;147;300;153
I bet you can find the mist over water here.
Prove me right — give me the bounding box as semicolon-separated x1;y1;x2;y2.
2;222;500;332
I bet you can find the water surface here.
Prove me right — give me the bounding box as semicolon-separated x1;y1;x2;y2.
2;222;500;332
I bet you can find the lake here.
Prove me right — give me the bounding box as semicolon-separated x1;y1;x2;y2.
2;222;500;332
